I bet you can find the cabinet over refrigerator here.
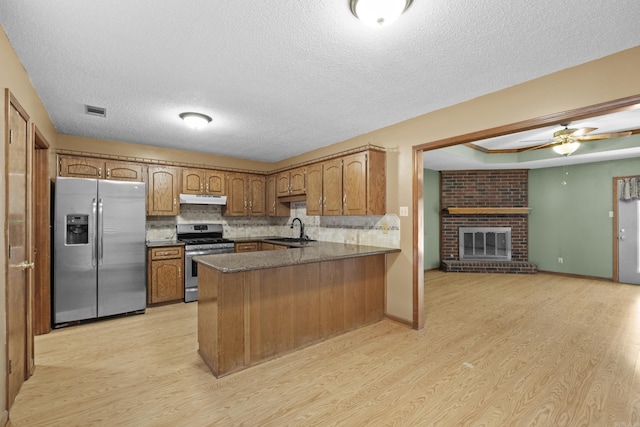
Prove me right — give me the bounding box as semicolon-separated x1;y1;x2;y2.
53;177;147;327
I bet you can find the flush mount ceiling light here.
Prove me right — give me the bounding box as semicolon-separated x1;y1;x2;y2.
179;112;212;129
350;0;413;27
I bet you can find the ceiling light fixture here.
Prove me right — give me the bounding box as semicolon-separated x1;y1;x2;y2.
350;0;413;27
179;112;212;129
551;124;581;156
552;142;580;156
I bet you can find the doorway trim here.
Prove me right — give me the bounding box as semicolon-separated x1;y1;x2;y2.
412;94;640;329
32;125;51;339
612;175;640;283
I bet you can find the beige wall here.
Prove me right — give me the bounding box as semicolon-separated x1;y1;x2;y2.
1;25;58;420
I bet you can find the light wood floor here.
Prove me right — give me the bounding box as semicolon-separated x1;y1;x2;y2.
8;272;640;426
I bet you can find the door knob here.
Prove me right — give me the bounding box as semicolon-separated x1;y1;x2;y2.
10;261;34;269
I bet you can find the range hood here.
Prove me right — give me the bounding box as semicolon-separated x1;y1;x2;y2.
179;194;227;205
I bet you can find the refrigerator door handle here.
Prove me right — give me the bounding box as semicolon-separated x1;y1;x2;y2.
91;198;97;267
98;198;104;266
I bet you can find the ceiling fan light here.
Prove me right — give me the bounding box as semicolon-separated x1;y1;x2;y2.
350;0;412;27
179;112;212;129
553;142;580;156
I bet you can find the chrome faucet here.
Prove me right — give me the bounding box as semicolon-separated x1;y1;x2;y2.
290;217;305;240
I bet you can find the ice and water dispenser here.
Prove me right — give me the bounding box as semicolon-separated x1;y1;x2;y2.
65;215;89;245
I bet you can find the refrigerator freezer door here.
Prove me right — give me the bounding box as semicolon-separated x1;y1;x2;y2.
97;180;146;317
54;177;99;324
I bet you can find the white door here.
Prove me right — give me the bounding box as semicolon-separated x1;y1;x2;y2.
618;178;640;285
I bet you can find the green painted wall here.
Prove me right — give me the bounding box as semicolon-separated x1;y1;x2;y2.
529;157;639;278
424;169;441;269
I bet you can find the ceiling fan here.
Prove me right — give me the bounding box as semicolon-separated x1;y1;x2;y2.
525;123;632;156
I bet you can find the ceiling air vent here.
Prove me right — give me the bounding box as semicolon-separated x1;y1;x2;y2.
85;104;106;118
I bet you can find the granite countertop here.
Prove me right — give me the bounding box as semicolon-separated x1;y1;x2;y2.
194;242;400;273
146;240;185;248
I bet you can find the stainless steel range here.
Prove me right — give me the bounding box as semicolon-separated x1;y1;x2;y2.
176;224;234;302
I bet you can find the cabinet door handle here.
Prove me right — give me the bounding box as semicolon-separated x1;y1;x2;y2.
200;183;203;191
98;167;102;178
178;267;181;278
206;183;209;192
173;198;177;207
343;195;347;206
106;168;111;178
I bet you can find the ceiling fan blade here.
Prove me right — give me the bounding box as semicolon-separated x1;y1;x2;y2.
577;131;632;141
518;138;552;144
571;127;597;137
521;141;556;152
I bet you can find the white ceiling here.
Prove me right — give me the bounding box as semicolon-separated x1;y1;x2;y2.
1;1;640;163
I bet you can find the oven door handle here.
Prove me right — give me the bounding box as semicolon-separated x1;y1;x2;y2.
185;248;234;257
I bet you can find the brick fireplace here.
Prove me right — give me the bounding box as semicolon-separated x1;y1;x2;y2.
440;170;537;274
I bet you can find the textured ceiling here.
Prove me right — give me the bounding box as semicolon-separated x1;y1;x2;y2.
1;1;640;163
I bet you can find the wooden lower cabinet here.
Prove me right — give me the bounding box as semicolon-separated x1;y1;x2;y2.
260;242;288;251
197;254;385;377
147;246;184;304
235;242;259;253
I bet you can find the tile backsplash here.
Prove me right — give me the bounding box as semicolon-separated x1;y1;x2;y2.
146;202;400;248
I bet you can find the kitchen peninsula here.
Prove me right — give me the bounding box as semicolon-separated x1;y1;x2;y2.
195;241;400;377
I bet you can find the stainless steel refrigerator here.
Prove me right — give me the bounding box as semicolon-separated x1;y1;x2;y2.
53;177;146;326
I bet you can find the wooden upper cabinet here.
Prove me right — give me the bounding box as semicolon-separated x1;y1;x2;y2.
205;171;225;195
343;153;367;215
147;166;180;216
226;173;266;217
59;156;105;179
276;172;290;197
266;175;290;217
105;160;145;182
305;164;323;216
58;156;105;179
247;175;266;216
181;168;226;195
323;158;344;216
225;173;248;217
343;150;386;216
306;159;343;216
289;167;306;195
181;168;204;194
276;167;306;197
304;150;385;216
59;156;144;182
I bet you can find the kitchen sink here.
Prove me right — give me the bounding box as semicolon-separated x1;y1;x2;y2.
268;237;316;243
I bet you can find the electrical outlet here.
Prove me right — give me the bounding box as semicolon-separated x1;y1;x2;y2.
382;223;389;234
399;206;408;216
558;257;563;264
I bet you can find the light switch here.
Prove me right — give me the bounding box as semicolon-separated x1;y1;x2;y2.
399;206;408;216
609;211;613;218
